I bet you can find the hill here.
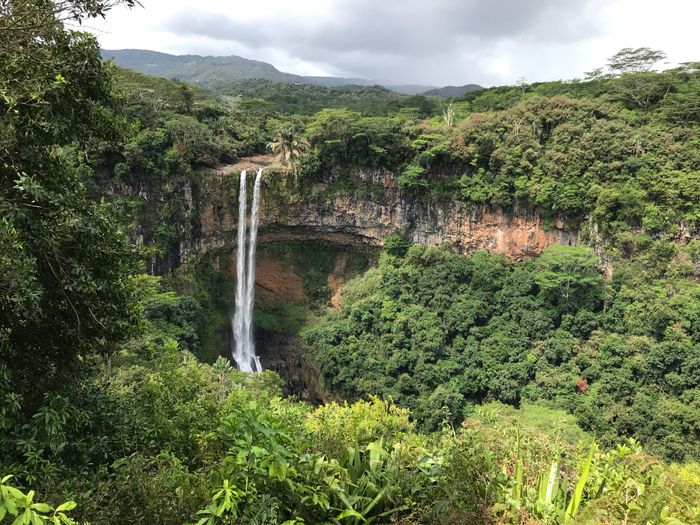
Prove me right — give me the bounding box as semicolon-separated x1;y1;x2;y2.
208;78;441;115
301;77;435;94
301;75;375;87
101;48;306;85
422;83;483;96
102;48;451;94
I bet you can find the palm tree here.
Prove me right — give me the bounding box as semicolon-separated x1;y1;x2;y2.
266;126;309;167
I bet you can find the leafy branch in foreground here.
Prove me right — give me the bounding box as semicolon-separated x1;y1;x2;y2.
0;475;76;524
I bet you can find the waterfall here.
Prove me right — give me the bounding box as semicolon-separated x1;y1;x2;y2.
231;168;264;373
232;169;248;372
244;168;263;372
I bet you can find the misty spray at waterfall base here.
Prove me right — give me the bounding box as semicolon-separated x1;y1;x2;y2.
232;168;263;373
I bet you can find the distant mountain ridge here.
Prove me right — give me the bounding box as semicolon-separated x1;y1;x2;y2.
101;49;480;95
422;84;483;97
101;49;306;84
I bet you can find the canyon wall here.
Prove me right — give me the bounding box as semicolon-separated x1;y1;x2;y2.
189;167;577;265
140;165;579;399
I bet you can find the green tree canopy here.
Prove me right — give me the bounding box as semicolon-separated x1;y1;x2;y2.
534;246;602;313
0;0;140;395
607;47;667;74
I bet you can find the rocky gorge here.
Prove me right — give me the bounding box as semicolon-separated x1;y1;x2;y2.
125;161;580;399
188;163;577;266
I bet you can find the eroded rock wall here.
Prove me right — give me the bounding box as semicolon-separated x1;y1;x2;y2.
190;168;576;263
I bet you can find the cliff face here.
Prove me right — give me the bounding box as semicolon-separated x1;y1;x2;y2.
189;168;576;264
137;165;578;398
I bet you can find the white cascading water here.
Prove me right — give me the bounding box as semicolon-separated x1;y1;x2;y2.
244;168;263;370
232;169;249;371
231;168;264;373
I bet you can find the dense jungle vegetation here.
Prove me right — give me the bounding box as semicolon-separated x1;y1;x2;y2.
304;239;700;461
1;1;700;524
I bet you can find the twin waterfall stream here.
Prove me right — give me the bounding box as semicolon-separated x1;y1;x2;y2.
231;168;263;373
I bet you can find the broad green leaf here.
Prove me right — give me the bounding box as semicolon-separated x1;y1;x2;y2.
337;508;366;522
565;441;596;522
544;461;559;504
5;486;25;500
366;439;386;467
59;515;75;525
54;502;76;513
5;494;18;515
251;446;268;457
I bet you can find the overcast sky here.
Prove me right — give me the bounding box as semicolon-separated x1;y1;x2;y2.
90;0;700;87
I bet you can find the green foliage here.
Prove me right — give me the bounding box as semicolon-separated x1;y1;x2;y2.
130;274;205;354
304;243;700;461
458;406;700;525
267;121;310;168
607;48;667;74
658;62;700;125
397;164;428;190
534;246;602;313
259;69;700;242
1;299;698;524
382;230;411;258
432;429;497;522
305;109;416;172
0;0;140;397
306;397;413;458
3;4;700;522
110;68;211;126
0;475;76;525
212;79;441;117
324;439;410;524
565;441;595;521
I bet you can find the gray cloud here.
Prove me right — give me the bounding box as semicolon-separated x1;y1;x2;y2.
162;0;612;85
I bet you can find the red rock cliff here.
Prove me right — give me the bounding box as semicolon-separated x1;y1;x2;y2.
189;168;576;262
